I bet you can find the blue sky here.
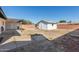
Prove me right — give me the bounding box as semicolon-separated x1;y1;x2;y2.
2;6;79;23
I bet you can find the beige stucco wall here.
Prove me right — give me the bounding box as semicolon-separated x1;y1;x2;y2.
0;18;6;34
0;18;5;25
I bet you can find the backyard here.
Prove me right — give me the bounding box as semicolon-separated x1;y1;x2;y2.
21;29;73;40
0;29;76;52
9;29;79;52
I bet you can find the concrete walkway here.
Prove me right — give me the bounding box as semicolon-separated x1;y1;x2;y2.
0;30;31;52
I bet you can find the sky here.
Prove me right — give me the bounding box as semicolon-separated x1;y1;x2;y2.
2;6;79;23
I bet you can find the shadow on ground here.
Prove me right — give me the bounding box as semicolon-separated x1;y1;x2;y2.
1;29;79;52
0;30;21;44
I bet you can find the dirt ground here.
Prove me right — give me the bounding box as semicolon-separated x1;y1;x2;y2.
21;29;73;40
9;29;79;52
0;29;78;52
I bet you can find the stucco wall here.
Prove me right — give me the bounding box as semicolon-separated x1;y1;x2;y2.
0;18;5;34
0;18;5;25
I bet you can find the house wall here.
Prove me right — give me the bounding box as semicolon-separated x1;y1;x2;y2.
57;24;79;29
5;24;20;30
0;25;5;34
0;18;5;34
5;20;20;30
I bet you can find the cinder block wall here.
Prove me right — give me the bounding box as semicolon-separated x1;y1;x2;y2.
22;24;36;30
57;24;79;29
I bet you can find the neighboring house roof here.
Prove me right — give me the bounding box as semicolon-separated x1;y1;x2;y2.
0;7;7;19
36;20;56;25
6;18;22;24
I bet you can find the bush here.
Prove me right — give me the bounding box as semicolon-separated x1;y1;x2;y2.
18;19;33;24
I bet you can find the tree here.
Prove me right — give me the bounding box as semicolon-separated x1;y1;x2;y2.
18;19;33;24
59;20;66;23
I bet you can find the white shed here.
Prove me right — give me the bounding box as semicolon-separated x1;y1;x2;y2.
36;20;57;30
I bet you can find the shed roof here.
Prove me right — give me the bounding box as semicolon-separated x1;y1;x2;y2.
37;20;56;25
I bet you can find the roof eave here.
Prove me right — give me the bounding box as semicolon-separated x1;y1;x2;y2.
0;7;7;19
